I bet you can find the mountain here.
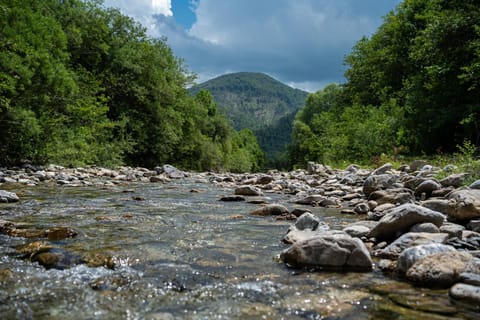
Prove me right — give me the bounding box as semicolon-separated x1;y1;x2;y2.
189;72;309;166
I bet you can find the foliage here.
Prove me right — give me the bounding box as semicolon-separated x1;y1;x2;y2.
290;0;480;168
190;72;308;167
0;0;263;171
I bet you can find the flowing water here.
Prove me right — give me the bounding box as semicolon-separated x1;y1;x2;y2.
0;178;478;319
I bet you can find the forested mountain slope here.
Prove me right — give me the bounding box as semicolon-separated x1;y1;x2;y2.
190;72;308;165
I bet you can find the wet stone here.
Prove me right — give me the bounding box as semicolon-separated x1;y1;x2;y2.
219;195;245;202
449;283;480;305
45;227;78;240
249;204;289;216
0;190;20;203
31;249;84;270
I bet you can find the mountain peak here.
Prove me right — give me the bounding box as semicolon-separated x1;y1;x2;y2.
189;72;309;162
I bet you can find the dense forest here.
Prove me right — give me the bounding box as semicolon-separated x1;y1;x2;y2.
290;0;480;167
190;72;308;168
0;0;264;172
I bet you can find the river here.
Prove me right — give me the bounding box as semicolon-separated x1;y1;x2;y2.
0;178;478;319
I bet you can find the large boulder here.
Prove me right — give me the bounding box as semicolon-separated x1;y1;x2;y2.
281;233;373;271
376;232;449;259
363;174;397;197
397;243;457;273
368;204;445;241
0;190;19;203
447;189;480;220
406;251;480;287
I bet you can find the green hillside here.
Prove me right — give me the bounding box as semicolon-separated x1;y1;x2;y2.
189;72;308;166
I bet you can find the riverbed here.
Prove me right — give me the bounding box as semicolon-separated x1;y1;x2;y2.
0;178;478;319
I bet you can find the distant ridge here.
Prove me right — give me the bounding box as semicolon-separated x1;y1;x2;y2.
189;72;309;165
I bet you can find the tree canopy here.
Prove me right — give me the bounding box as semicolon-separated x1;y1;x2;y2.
290;0;480;167
0;0;264;172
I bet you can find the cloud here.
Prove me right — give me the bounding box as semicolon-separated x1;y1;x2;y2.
105;0;401;92
103;0;172;33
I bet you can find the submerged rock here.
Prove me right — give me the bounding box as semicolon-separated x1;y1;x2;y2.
281;232;372;271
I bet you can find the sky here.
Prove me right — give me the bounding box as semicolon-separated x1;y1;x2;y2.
103;0;402;92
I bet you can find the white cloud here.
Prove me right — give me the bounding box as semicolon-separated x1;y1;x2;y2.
151;0;172;16
104;0;401;92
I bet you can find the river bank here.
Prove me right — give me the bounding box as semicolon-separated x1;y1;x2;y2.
1;161;480;318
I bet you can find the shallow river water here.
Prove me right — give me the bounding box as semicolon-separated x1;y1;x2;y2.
0;178;478;319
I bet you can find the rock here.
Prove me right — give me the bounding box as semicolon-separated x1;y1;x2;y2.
403;177;427;191
448;189;480;220
371;163;393;176
84;253;115;269
406;251;480;287
368;204;445;241
409;222;439;233
0;190;19;203
0;219;14;233
256;175;274;185
421;199;455;216
414;180;441;198
459;272;480;286
409;160;428;172
235;186;263;196
219;195;245;202
353;203;369;214
306;162;326;174
282;213;330;244
469;180;480;190
45;227;78;240
150;176;169;183
376;232;449;259
294;195;325;205
294;212;320;230
397;243;457;273
281;233;373;271
468;219;480;232
290;208;311;217
343;225;371;238
363;174;397;197
450;283;480;305
440;173;466;188
155;165;185;179
249;204;289;216
369;190;414;206
31;248;84;270
318;197;341;208
16;241;53;257
439;222;465;238
431;187;454;198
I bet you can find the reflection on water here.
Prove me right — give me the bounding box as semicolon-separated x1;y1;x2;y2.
0;179;478;319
